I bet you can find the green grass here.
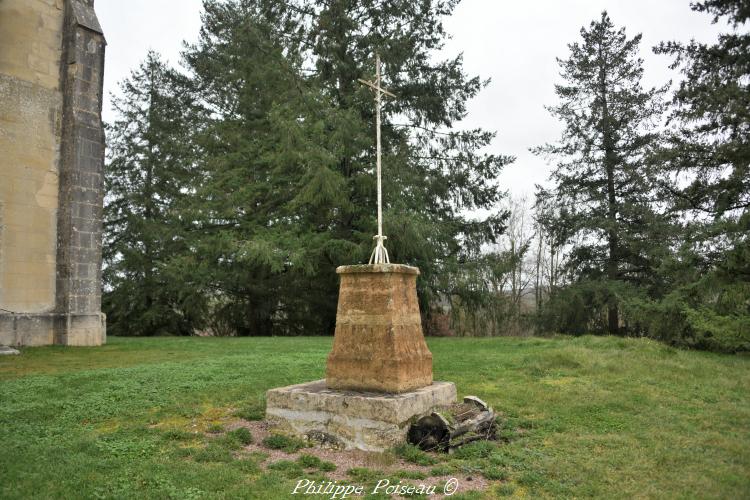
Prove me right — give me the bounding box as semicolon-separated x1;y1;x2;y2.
0;335;748;498
262;434;308;453
297;454;336;472
394;443;438;465
229;427;254;446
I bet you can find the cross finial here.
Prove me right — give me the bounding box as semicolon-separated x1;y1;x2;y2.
358;53;396;264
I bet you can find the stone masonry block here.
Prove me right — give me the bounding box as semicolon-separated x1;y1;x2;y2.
55;312;105;346
326;264;433;393
0;0;106;347
266;380;456;452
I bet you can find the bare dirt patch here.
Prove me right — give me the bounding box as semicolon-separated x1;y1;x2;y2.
228;420;492;498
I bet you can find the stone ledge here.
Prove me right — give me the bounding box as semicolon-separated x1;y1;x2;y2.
266;380;456;451
336;263;419;275
0;311;105;346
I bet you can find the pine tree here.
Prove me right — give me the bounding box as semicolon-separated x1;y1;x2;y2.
103;52;203;336
533;12;669;335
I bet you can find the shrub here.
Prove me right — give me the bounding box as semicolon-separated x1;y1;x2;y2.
537;278;750;353
623;291;750;353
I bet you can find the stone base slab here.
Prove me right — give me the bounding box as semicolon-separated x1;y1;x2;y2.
266;379;456;452
0;312;106;346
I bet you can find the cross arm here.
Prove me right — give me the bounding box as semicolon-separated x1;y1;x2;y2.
357;78;397;98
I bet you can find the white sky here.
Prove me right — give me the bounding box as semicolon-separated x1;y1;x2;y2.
97;0;724;198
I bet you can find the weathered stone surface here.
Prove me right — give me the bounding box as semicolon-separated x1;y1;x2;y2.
326;264;433;393
0;0;106;346
55;0;106;332
0;346;21;355
55;313;106;346
0;311;105;347
266;380;457;451
0;35;63;313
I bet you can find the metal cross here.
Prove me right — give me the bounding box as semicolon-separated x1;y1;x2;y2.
358;53;396;264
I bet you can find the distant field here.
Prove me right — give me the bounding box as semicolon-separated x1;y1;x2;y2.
1;336;748;499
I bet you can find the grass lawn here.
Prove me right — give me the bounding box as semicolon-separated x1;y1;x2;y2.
1;335;748;499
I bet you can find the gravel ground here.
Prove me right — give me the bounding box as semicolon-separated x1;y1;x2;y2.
228;420;491;498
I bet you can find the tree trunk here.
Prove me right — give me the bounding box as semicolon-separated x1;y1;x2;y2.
535;230;542;313
408;396;497;452
599;43;619;335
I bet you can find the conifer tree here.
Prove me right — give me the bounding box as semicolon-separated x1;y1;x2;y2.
655;0;748;266
103;52;203;336
304;0;513;315
649;0;749;351
178;4;350;335
533;12;669;334
177;0;512;335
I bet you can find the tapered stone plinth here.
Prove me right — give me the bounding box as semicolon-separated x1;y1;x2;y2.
325;264;433;393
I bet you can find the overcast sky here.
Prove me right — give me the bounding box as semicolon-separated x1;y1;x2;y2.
97;0;725;199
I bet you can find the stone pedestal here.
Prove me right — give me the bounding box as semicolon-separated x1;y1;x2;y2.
265;263;456;451
266;380;456;451
326;264;433;393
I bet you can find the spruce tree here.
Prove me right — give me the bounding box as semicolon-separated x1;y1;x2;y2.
103;52;203;336
533;12;669;334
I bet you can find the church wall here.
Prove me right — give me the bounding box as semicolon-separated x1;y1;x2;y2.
0;0;106;346
0;0;65;345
